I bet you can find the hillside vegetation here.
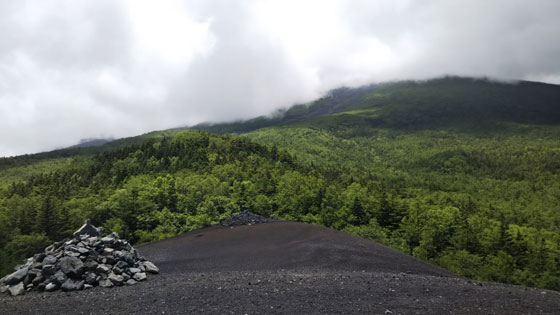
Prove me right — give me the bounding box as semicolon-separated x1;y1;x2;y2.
1;77;559;291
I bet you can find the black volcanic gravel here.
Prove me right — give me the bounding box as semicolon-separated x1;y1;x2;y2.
2;222;559;314
221;210;270;226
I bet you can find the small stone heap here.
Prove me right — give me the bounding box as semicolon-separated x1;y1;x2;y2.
221;210;270;227
0;220;159;296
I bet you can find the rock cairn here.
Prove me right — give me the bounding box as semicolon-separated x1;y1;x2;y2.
0;220;159;296
221;210;270;227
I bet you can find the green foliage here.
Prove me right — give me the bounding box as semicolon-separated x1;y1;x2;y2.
0;234;51;276
1;77;560;292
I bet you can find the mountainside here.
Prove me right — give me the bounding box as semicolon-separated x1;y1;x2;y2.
0;76;559;292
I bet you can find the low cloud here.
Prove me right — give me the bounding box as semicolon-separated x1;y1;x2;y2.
1;0;559;156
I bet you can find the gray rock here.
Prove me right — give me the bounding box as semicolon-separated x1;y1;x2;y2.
85;260;99;271
133;272;147;281
108;273;124;286
0;283;8;293
41;265;56;277
115;261;129;269
44;244;56;253
67;245;90;254
42;255;58;266
8;282;25;296
128;267;141;274
126;279;137;286
59;256;84;278
34;253;46;263
32;274;45;287
64;251;80;257
61;279;84;291
30;261;43;270
143;261;159;274
73;219;102;237
103;247;114;255
84;284;93;289
4;267;28;285
45;283;58;292
96;264;111;274
36;283;46;292
50;271;68;286
85;272;98;285
104;255;116;265
99;279;113;288
101;236;115;244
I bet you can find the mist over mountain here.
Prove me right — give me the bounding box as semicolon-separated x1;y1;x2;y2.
1;0;560;156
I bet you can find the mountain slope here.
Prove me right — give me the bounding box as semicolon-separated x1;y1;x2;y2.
1;76;559;292
194;77;560;290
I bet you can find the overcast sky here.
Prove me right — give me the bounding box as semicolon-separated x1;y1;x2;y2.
1;0;560;157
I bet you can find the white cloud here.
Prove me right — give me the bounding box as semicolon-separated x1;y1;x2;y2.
0;0;559;156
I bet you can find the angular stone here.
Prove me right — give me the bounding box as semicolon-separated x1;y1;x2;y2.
143;261;159;274
126;279;137;286
44;244;56;253
103;247;114;255
101;236;115;244
99;279;113;288
96;264;111;274
85;272;98;285
64;251;80;257
4;267;28;285
50;271;68;286
122;273;130;281
73;219;102;237
34;253;46;263
42;255;58;266
85;260;99;271
8;282;25;296
59;256;84;278
115;261;128;269
61;279;84;292
67;245;90;254
32;274;45;287
133;272;147;281
30;261;43;270
84;284;93;289
128;267;141;275
123;254;135;265
0;283;8;294
23;273;35;286
41;265;56;277
36;283;46;292
105;256;116;265
45;282;59;292
108;273;124;286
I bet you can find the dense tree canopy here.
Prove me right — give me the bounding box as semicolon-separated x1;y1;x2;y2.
1;77;559;291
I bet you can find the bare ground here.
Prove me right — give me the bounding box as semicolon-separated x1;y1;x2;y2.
1;222;559;314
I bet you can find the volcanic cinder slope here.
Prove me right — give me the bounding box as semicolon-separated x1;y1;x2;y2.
1;221;559;314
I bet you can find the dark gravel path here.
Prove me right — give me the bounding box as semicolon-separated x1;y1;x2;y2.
1;222;559;314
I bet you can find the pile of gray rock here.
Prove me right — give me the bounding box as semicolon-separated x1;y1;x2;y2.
0;220;159;296
221;210;270;227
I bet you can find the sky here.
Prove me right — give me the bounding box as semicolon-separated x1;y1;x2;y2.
1;0;560;157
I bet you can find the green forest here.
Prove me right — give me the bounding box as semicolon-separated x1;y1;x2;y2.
1;77;559;291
